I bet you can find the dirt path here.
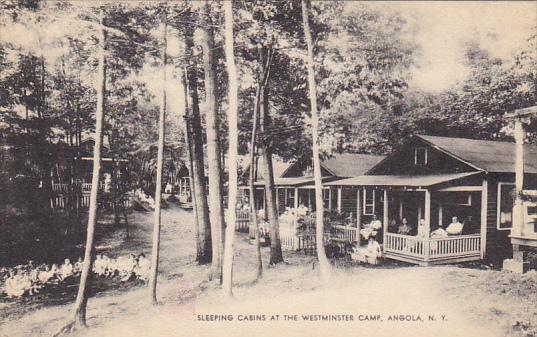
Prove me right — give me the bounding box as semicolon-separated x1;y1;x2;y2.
0;205;532;337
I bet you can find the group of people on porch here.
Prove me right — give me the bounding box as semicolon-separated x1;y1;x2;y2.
353;215;465;265
387;216;464;238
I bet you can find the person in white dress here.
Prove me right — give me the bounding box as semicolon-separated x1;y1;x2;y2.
417;219;428;239
446;217;464;235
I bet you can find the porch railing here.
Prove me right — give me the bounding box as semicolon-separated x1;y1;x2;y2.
235;210;250;232
384;233;481;263
81;183;93;193
52;183;69;192
50;194;131;210
52;182;105;194
331;225;359;243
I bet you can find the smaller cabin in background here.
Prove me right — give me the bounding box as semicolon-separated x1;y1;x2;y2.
245;154;385;215
50;137;131;210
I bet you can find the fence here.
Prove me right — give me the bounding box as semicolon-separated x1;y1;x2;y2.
384;233;481;264
235;210;250;232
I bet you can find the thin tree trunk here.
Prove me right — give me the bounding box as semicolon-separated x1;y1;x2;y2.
260;89;282;265
302;0;331;280
149;16;167;305
222;0;239;296
257;47;282;265
184;18;212;264
249;85;262;279
55;15;107;335
200;1;225;282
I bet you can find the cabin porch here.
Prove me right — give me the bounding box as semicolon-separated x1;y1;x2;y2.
326;173;487;265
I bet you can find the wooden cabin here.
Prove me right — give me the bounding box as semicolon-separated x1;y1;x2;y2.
247;154;384;214
327;134;537;265
50;138;128;209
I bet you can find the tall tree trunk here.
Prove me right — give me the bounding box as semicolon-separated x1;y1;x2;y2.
149;16;167;305
249;85;262;279
222;0;239;296
183;14;212;264
257;47;283;265
302;0;331;280
182;65;211;264
200;1;225;282
182;70;200;258
56;15;107;335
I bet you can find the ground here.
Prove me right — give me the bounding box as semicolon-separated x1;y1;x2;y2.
1;205;536;337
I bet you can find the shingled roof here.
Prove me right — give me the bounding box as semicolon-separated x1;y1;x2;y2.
322;153;385;177
417;134;537;174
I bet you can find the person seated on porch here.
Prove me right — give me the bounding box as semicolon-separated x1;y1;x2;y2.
370;214;382;231
297;203;309;217
446;217;464;235
397;218;412;235
344;212;354;226
359;215;382;241
430;224;448;238
417;219;427;239
388;219;398;233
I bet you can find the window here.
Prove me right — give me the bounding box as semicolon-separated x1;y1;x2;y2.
497;183;515;230
444;193;472;206
363;189;375;215
414;147;428;166
287;188;295;207
322;188;330;202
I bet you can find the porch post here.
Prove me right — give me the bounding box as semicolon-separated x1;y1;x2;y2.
276;188;280;214
284;188;288;207
438;203;443;227
399;197;403;220
328;188;332;210
383;189;389;243
424;189;431;262
480;179;488;259
337;187;342;212
424;190;431;235
294;187;298;208
356;188;361;228
513;118;525;237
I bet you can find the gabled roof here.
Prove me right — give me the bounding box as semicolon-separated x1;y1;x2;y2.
244;157;292;182
417;134;537;174
322;153;385;177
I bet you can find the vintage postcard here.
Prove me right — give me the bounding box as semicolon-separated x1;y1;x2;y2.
0;1;536;337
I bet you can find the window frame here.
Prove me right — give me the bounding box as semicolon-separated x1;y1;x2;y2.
497;182;516;231
414;146;428;166
363;188;376;215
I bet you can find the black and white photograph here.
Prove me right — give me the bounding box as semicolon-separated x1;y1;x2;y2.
0;1;536;336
